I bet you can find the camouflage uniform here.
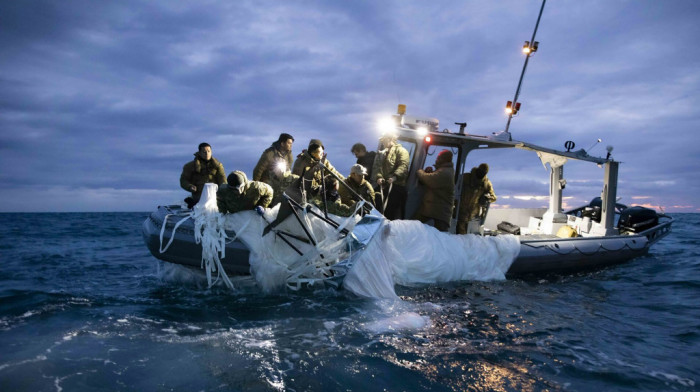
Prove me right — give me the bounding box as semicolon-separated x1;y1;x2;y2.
456;168;497;234
372;142;410;219
180;154;226;201
311;194;356;217
217;171;273;214
416;161;455;229
292;150;345;193
252;141;294;205
372;143;409;186
338;178;375;207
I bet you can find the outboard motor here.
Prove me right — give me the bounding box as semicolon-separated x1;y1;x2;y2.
589;196;628;214
582;206;601;223
582;197;602;222
618;206;659;233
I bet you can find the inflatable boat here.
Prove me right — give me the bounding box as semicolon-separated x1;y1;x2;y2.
143;107;673;284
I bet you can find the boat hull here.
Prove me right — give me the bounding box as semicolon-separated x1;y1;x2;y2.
508;235;649;276
143;205;672;278
142;205;251;275
507;213;673;276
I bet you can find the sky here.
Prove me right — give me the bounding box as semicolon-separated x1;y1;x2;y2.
1;0;699;213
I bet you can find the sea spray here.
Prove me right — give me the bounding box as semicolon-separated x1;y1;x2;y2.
362;312;430;334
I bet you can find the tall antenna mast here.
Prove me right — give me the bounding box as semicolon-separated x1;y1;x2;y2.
503;0;547;136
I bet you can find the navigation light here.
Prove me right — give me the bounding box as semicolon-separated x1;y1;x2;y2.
416;126;428;136
522;41;531;54
424;136;431;143
505;101;513;114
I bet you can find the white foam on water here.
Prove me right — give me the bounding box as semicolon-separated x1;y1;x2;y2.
362;311;430;334
158;262;257;291
649;371;695;387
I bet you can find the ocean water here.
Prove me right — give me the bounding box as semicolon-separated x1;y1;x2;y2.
0;212;698;391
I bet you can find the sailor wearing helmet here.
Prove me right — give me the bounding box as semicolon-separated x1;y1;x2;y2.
217;171;273;215
338;164;376;208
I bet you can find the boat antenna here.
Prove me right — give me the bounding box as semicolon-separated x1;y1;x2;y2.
587;138;602;153
503;0;547;136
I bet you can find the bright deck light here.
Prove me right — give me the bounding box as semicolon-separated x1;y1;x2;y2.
377;117;397;134
416;126;428;136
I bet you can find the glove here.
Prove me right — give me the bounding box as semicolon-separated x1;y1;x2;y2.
255;206;265;216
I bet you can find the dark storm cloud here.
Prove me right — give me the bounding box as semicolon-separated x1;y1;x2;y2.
0;0;698;211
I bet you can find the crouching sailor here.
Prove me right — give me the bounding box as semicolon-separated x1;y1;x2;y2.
217;171;273;214
312;176;357;217
339;164;375;208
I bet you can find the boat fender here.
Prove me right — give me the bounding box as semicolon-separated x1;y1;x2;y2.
496;221;520;235
556;225;578;238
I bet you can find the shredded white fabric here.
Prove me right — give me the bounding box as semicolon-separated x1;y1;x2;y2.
158;213;192;254
186;184;521;298
192;184;236;290
221;203;362;293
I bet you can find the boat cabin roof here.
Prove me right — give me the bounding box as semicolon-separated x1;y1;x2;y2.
396;126;609;165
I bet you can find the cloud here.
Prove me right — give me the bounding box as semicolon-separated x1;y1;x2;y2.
1;0;698;212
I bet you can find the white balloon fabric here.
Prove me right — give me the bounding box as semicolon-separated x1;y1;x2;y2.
193;186;520;298
344;220;520;299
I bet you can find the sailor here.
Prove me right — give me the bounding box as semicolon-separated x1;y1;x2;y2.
252;133;295;205
414;150;456;232
292;139;345;194
217;171;273;214
372;134;409;220
312;175;357;217
338;164;375;208
180;142;227;209
350;143;377;183
457;163;497;234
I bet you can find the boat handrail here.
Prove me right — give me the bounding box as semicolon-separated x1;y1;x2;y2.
636;215;673;245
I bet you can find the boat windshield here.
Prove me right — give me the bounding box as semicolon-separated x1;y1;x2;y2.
396;138;417;169
424;143;461;182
